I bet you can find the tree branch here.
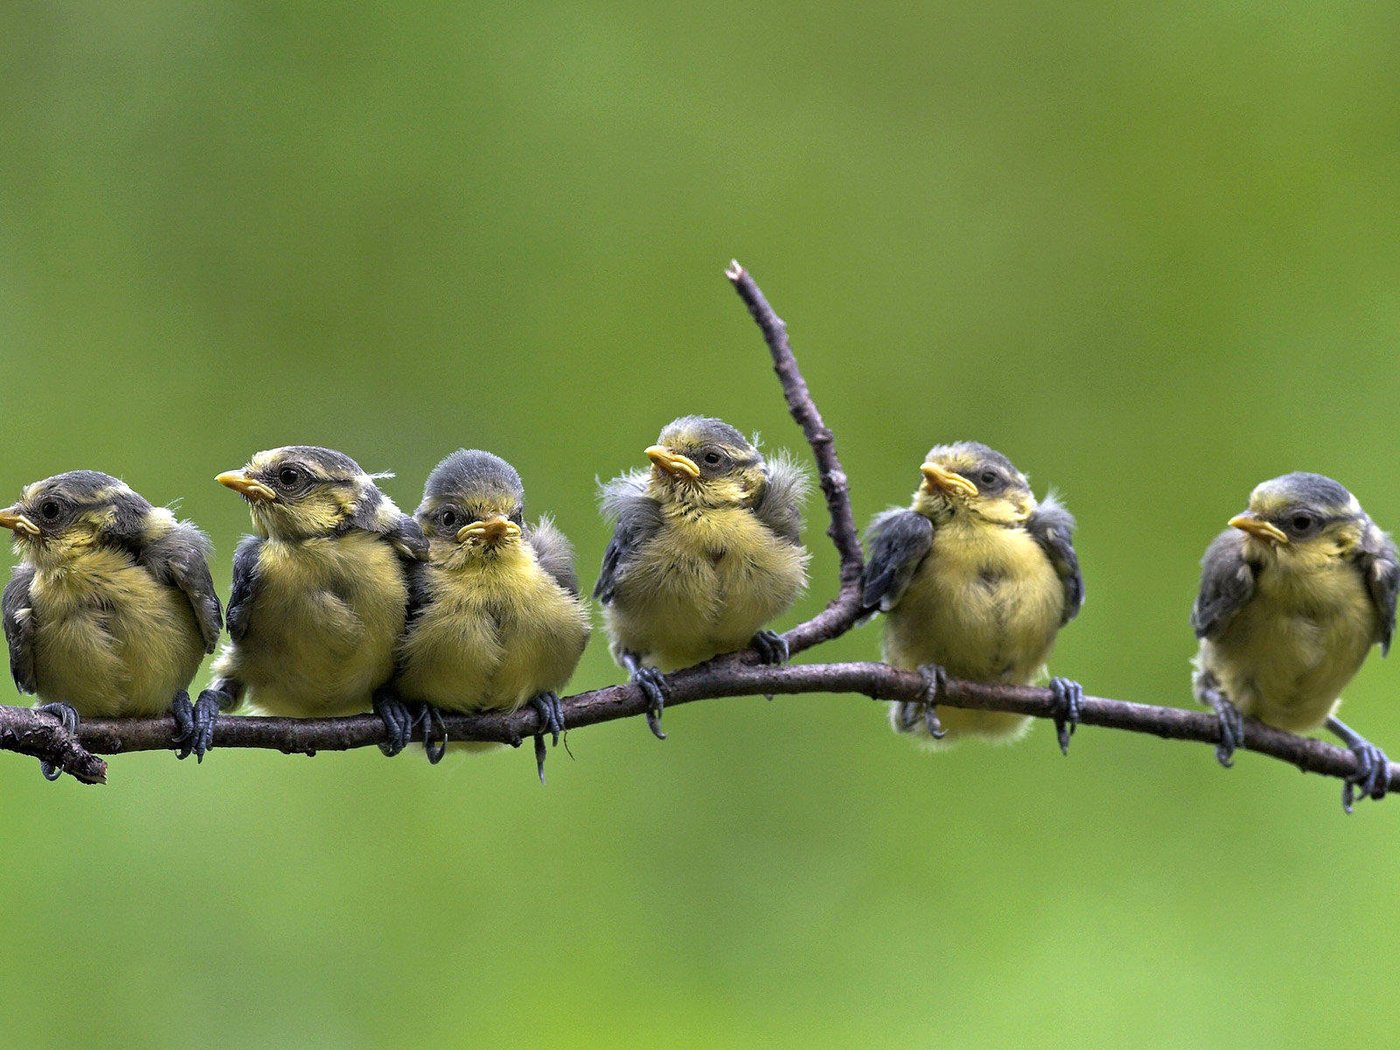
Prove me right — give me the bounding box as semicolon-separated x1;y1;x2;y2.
1;261;1394;809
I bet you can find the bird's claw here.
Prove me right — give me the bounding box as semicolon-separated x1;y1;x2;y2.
1341;740;1390;815
373;690;416;758
420;703;448;765
1205;692;1244;768
36;702;79;782
173;689;221;762
528;691;566;783
913;663;948;739
751;629;789;666
632;667;670;740
1049;677;1084;756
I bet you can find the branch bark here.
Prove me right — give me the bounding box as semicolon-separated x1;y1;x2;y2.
1;261;1394;808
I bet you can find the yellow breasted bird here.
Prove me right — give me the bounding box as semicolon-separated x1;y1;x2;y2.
0;471;222;777
1192;472;1398;812
197;446;426;757
596;416;809;737
388;449;590;777
862;442;1085;751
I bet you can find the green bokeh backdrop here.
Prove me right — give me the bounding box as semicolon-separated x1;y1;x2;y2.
3;4;1398;1047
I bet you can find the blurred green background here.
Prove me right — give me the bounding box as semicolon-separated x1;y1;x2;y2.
2;3;1398;1047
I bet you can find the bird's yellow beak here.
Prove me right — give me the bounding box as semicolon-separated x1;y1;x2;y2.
0;506;40;537
456;516;521;546
920;463;979;498
1229;513;1289;545
646;445;701;480
217;470;277;502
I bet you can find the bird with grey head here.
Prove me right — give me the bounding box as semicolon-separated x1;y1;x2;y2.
195;445;426;758
0;471;222;777
384;449;590;778
861;441;1085;752
595;415;810;737
1192;471;1398;812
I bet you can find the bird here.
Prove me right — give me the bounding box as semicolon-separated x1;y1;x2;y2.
0;471;222;777
196;445;426;758
595;415;810;738
861;441;1085;752
1191;472;1398;812
387;449;590;778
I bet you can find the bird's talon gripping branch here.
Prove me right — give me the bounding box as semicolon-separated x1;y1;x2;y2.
1200;686;1244;768
751;629;790;666
171;691;195;755
36;702;79;781
1327;717;1390;814
190;691;221;762
528;691;566;783
1049;677;1085;756
915;664;948;740
619;651;670;740
373;688;415;758
421;703;449;765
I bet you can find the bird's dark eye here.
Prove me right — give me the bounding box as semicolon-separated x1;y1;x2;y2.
277;467;302;487
979;471;998;486
703;451;722;466
39;500;60;520
440;509;458;529
1292;514;1313;532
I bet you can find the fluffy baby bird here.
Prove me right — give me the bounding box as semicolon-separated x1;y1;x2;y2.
0;471;222;777
389;450;590;777
862;442;1085;751
1192;472;1398;812
596;416;809;737
197;446;426;757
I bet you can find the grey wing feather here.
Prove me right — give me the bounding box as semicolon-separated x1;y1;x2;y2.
1191;529;1256;639
1026;495;1084;625
1356;520;1400;655
225;536;265;643
861;509;934;613
2;566;37;694
594;471;663;604
752;453;810;546
141;521;224;653
528;518;581;597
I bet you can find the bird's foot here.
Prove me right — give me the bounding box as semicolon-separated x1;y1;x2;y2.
912;664;948;739
620;652;670;740
528;691;566;784
750;629;790;666
1328;717;1390;814
373;689;416;758
36;702;80;782
420;703;449;765
1204;691;1244;768
1049;677;1084;756
171;689;222;762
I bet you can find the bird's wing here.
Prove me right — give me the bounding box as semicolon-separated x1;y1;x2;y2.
1026;494;1085;625
1356;521;1400;655
861;509;934;613
1191;528;1256;639
594;471;662;604
141;521;224;653
528;518;581;598
402;558;432;635
2;565;37;694
225;536;265;643
752;453;810;546
351;493;429;563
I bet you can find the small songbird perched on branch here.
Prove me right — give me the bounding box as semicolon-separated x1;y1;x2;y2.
195;446;426;758
0;471;222;777
387;449;590;777
596;416;810;738
1192;472;1399;812
862;442;1085;752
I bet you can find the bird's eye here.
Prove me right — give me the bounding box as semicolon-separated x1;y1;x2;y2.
979;471;998;486
39;500;60;520
440;509;458;529
1292;514;1313;532
703;451;722;466
277;467;301;487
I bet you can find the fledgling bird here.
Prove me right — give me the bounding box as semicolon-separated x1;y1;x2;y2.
1192;472;1398;812
196;446;426;758
595;416;810;737
0;471;222;777
862;442;1085;751
387;450;590;777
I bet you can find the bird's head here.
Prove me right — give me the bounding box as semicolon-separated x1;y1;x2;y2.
0;471;155;568
415;450;526;566
912;442;1036;526
1229;472;1367;562
644;416;766;510
217;446;390;541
